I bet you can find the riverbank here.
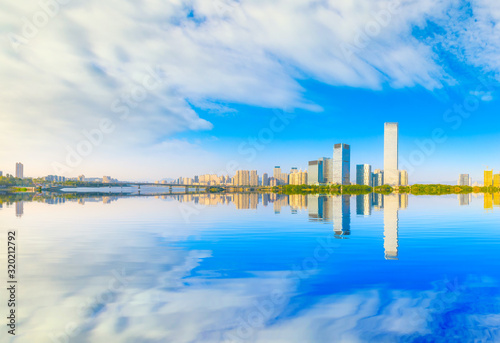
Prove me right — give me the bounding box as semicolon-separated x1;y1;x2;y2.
262;184;500;195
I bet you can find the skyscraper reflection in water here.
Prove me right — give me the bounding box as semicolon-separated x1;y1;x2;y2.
356;194;371;216
458;193;472;206
15;201;24;218
383;194;408;260
333;195;351;239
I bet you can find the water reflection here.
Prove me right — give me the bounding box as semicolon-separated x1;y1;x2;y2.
2;191;500;342
459;193;471;206
383;194;407;260
3;191;500;264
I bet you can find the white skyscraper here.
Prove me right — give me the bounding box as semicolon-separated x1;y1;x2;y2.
384;123;399;186
383;194;399;260
333;144;350;185
15;162;24;178
458;174;471;186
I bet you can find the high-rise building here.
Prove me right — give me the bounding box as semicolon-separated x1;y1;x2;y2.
233;170;250;186
273;166;281;182
15;162;23;178
318;157;333;184
0;171;3;177
250;170;258;186
384;123;399;186
484;170;493;187
262;173;269;186
372;169;384;187
356;164;372;186
308;160;323;185
399;170;408;186
458;174;471;186
494;174;500;188
289;169;308;185
333;144;350;185
280;173;289;185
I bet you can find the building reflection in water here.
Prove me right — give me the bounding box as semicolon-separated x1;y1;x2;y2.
356;194;371;216
307;195;351;239
458;194;472;206
383;194;398;260
372;193;383;211
170;193;296;213
333;195;350;239
12;192;500;260
484;193;493;210
15;201;24;218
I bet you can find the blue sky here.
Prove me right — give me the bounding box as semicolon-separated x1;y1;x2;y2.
1;0;499;182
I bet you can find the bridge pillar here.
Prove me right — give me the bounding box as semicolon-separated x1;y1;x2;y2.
185;186;188;193
169;185;172;194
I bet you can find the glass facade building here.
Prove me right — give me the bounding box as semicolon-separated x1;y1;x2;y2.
333;144;350;185
356;164;372;186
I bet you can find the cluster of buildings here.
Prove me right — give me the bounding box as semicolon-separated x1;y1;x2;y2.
168;122;409;188
457;170;500;188
1;162;121;185
484;170;500;188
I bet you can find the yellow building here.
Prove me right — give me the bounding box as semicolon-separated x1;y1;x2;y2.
484;193;493;210
494;193;500;207
289;169;308;185
494;174;500;187
484;170;493;187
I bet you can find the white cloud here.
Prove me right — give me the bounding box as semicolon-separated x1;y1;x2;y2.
1;0;500;177
470;90;493;102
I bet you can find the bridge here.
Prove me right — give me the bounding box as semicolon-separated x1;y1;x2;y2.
124;182;255;193
43;182;259;194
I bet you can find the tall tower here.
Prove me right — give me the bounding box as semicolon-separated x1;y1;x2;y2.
15;162;24;178
484;170;493;187
384;123;399;186
333;144;350;185
273;166;281;184
262;173;268;186
250;170;258;186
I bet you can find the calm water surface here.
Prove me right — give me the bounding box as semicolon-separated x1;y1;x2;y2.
2;192;500;342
